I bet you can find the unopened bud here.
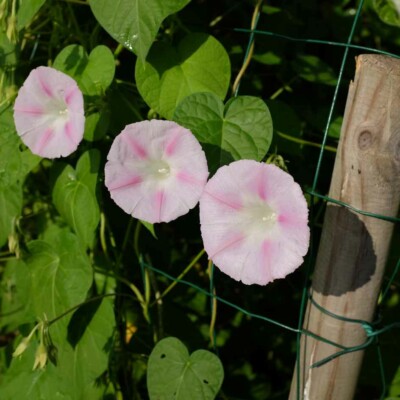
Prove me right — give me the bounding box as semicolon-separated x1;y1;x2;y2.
33;343;48;370
12;337;30;358
8;232;19;257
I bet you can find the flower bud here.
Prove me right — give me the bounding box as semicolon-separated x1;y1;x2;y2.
12;337;30;358
33;343;48;370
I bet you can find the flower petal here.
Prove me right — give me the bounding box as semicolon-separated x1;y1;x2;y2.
13;66;85;158
200;160;310;285
105;120;209;223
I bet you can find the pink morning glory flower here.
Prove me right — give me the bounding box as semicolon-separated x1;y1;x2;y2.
200;160;310;285
105;120;209;224
13;66;85;158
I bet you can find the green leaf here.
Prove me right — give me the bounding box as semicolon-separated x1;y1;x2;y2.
147;337;224;400
174;92;272;172
328;116;343;139
94;263;116;295
26;229;92;322
83;108;110;142
388;365;400;396
373;0;400;27
89;0;190;62
53;44;115;96
0;182;22;248
52;159;100;248
61;299;115;396
1;104;41;173
135;33;231;119
0;106;40;246
253;51;282;65
293;55;337;86
0;31;17;70
0;259;35;329
0;300;115;400
17;0;47;30
141;220;157;239
75;149;101;195
19;148;41;175
261;5;282;14
0;344;66;400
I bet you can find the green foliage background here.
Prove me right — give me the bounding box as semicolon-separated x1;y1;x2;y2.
0;0;400;399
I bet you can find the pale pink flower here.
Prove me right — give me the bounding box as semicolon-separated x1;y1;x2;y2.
200;160;310;285
105;120;209;223
13;66;85;158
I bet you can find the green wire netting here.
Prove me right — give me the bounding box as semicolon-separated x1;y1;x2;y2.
135;0;400;398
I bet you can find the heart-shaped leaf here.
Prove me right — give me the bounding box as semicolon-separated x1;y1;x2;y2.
174;92;273;172
53;44;115;96
135;33;231;119
89;0;190;62
147;337;224;400
26;229;92;322
52;153;100;249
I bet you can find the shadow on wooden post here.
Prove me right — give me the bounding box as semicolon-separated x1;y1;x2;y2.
289;55;400;400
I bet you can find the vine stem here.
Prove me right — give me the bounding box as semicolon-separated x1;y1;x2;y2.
208;261;217;349
114;43;124;57
98;215;149;320
93;268;147;311
269;76;298;100
47;292;148;328
231;0;263;96
99;212;110;261
149;249;205;307
133;220;142;259
277;131;337;153
48;293;121;326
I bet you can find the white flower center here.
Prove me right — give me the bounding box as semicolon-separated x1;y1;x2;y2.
148;160;171;180
45;89;70;118
58;108;68;115
157;167;170;175
247;203;276;226
239;201;278;241
262;215;275;222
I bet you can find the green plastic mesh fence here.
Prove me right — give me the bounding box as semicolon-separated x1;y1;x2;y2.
137;0;400;398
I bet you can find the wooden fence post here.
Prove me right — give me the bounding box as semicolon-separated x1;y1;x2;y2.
289;54;400;400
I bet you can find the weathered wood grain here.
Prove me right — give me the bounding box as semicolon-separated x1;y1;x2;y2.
289;54;400;400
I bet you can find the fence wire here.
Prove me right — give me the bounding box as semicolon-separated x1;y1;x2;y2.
137;1;400;399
